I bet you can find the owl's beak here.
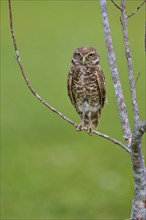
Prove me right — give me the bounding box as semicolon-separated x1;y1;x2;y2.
82;56;86;64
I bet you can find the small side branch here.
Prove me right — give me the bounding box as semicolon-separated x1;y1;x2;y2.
8;0;129;153
111;0;122;11
127;0;146;19
100;0;131;145
121;0;140;124
134;73;141;87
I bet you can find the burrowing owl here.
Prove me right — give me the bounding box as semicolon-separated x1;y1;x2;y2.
67;46;106;134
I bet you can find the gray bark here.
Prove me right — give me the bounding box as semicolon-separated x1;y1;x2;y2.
100;0;146;219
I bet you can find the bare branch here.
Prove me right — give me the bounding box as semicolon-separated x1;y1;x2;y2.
100;0;131;145
121;0;140;125
8;0;129;153
121;2;146;216
93;130;130;153
111;0;122;11
127;0;146;19
121;3;146;217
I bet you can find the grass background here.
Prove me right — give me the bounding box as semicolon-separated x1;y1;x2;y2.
1;0;145;219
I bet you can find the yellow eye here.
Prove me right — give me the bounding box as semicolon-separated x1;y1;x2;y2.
88;53;94;58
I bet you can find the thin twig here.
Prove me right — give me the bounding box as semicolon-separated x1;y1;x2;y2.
127;0;146;19
92;130;130;153
100;0;132;146
111;0;122;11
8;0;129;153
121;0;140;124
134;73;141;87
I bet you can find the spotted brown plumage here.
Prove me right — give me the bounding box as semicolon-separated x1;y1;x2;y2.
67;46;106;134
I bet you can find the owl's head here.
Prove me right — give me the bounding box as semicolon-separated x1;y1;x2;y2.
72;46;100;65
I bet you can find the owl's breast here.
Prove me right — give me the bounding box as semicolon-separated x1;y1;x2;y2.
72;67;101;113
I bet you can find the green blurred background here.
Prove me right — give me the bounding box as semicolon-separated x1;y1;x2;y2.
1;0;145;219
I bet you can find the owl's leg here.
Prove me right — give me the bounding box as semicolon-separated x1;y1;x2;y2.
76;112;85;131
87;112;93;135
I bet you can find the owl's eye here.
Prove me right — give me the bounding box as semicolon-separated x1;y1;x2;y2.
88;53;94;58
76;53;81;58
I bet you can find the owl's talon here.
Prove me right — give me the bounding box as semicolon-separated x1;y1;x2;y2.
87;127;93;135
76;124;84;131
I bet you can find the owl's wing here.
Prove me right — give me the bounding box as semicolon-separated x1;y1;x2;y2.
96;68;106;108
67;71;76;106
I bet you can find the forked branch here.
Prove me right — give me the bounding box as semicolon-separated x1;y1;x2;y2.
8;0;129;153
